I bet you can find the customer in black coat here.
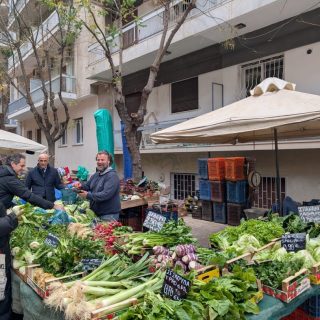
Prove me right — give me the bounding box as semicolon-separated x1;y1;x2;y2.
0;153;64;320
25;153;64;202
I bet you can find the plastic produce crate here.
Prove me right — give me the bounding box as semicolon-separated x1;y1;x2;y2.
198;158;208;180
211;180;226;202
213;202;227;224
199;179;212;201
120;207;143;231
201;200;213;221
227;203;246;226
225;157;245;181
192;206;202;220
301;295;320;318
226;180;248;204
208;158;225;181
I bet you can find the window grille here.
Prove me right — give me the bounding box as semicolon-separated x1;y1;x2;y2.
241;55;284;98
171;173;197;200
253;176;286;209
74;118;83;144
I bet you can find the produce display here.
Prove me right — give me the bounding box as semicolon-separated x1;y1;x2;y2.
11;202;320;320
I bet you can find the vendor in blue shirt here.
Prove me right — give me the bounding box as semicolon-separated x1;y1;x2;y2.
74;151;121;221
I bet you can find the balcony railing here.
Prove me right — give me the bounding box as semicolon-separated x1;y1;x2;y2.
114;117;210;151
8;10;59;69
88;0;230;66
8;74;76;115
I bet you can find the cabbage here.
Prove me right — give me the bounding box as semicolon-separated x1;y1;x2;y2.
273;248;288;261
294;250;316;269
313;247;320;262
233;235;261;253
306;236;320;253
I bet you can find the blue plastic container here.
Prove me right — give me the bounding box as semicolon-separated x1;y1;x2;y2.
226;180;247;204
199;179;212;201
213;202;227;224
198;158;208;180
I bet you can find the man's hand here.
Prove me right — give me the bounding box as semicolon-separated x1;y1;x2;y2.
54;203;65;211
78;191;88;199
72;181;82;189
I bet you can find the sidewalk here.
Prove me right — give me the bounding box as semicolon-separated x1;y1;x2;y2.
183;214;226;247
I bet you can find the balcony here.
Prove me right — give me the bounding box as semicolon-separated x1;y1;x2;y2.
8;10;59;70
88;0;229;66
8;74;76;119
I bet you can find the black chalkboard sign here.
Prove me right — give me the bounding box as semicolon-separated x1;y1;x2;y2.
298;205;320;223
143;210;166;232
44;233;60;248
281;233;306;252
161;269;191;301
81;258;102;271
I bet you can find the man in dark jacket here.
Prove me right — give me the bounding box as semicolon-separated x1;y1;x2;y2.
26;153;64;202
75;151;121;221
0;153;63;320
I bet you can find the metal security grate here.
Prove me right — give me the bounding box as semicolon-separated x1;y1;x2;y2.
253;176;286;209
240;55;284;98
171;173;197;200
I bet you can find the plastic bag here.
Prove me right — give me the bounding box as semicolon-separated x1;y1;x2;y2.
77;166;89;181
48;209;73;225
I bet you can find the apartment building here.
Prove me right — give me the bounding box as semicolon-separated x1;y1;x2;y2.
7;0;320;206
6;0;105;167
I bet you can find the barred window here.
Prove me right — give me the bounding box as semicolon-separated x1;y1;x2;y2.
171;172;197;200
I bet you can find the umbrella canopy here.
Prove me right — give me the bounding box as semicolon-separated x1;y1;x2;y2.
151;78;320;144
0;129;46;154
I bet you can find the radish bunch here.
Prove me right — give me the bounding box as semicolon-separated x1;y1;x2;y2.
149;244;203;273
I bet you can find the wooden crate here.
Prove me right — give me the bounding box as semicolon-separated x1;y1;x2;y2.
310;261;320;284
259;268;310;303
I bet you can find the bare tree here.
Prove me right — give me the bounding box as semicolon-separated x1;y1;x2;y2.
66;0;196;180
0;0;80;164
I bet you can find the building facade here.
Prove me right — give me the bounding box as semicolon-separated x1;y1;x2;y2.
7;0;320;206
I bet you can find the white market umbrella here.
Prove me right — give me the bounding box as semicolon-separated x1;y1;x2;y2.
0;129;46;154
151;78;320;212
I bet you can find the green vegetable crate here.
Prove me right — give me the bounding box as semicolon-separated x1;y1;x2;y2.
25;264;83;299
258;268;310;303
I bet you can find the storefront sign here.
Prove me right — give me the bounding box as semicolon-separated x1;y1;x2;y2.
44;233;60;248
281;233;306;252
161;269;191;301
143;210;166;232
298;205;320;223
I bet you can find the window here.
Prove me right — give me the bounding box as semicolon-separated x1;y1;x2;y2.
125;92;141;116
253;176;286;208
36;129;41;144
60;125;67;146
241;55;284;97
171;77;198;113
171;173;197;200
26;130;32;140
74;118;83;144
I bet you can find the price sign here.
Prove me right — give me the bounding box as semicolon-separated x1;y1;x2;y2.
161;269;191;301
44;233;60;248
281;233;306;252
81;258;102;271
298;205;320;223
143;210;166;232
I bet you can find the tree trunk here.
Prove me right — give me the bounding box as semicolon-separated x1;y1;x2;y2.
124;124;143;181
0;113;4;130
47;139;55;167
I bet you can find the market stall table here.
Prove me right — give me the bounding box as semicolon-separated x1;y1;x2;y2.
246;285;320;320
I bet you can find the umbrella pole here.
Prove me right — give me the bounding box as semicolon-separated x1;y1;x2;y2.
274;128;282;215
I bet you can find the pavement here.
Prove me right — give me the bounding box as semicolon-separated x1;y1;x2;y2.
183;214;226;247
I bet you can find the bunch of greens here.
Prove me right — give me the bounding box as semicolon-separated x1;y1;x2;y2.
252;257;304;289
210;219;284;251
120;266;260;320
